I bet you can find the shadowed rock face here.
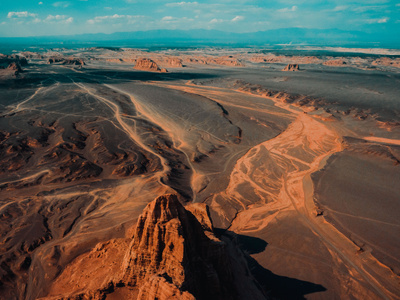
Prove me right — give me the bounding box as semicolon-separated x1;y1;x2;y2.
122;194;240;300
62;58;85;66
47;57;64;64
0;55;25;76
7;62;23;74
282;64;300;71
47;57;85;65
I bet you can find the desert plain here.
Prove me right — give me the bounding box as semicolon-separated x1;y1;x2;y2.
0;47;400;299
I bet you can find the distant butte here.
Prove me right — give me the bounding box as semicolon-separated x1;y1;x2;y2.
282;64;300;71
134;58;168;72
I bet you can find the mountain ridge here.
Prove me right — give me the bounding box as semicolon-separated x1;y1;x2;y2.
0;28;398;48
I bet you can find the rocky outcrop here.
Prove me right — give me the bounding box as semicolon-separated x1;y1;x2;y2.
0;55;27;75
183;56;243;67
42;194;267;300
136;276;195;300
282;64;300;71
234;80;325;109
323;59;347;66
372;57;400;68
134;58;167;72
106;58;124;63
48;57;85;66
7;62;23;74
122;194;238;300
47;57;64;64
62;58;85;66
165;57;183;68
20;51;44;59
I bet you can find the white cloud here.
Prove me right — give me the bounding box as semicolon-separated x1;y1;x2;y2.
52;1;70;8
354;5;386;13
161;16;174;21
87;14;142;24
166;2;198;7
366;17;389;23
209;18;223;24
38;2;43;5
277;6;297;13
44;15;73;24
377;17;388;23
231;16;244;22
7;11;38;18
159;16;194;24
333;5;348;12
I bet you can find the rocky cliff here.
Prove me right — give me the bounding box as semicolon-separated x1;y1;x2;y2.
42;194;267;300
122;194;239;300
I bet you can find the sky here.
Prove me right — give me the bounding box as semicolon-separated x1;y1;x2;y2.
0;0;399;37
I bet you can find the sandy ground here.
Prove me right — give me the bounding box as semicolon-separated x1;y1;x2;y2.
0;48;399;299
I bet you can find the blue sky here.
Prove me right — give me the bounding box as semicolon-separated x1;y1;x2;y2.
0;0;399;37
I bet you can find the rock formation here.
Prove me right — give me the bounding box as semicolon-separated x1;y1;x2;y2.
372;57;400;68
47;57;64;64
7;62;23;74
282;64;300;71
134;58;167;72
42;194;267;300
323;59;347;66
9;55;28;66
0;55;27;75
20;51;44;59
122;194;238;300
47;57;85;66
165;57;183;67
62;58;85;66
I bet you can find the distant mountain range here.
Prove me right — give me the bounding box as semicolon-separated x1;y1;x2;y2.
1;28;399;48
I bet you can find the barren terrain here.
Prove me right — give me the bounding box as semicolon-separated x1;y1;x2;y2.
0;47;399;299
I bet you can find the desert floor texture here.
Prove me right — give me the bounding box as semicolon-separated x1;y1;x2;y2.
0;47;399;299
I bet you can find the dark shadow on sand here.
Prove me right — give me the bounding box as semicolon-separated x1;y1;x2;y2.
0;67;219;89
215;229;327;300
